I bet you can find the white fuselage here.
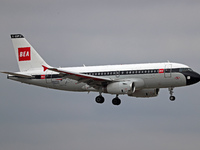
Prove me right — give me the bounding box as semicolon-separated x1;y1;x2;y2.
9;62;188;92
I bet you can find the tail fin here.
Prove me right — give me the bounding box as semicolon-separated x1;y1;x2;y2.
11;34;50;72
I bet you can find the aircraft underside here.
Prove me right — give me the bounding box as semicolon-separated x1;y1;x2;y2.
8;71;188;105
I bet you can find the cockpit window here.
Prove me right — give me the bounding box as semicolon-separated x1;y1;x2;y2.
188;68;193;71
179;68;193;72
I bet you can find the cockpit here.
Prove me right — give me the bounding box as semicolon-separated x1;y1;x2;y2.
179;68;193;72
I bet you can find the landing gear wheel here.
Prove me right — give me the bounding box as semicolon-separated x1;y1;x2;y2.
95;95;105;104
168;87;176;101
169;96;176;101
112;97;121;105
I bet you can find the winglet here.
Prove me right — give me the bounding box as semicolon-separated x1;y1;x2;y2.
42;65;49;72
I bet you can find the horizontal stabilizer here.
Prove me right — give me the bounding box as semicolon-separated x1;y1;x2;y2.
1;71;32;78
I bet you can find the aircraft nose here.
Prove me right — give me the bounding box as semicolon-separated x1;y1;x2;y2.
183;71;200;85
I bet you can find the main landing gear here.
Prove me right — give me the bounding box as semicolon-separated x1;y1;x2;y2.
95;94;121;105
169;87;176;101
112;95;121;105
95;95;105;104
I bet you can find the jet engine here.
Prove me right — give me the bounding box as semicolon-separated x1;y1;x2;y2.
128;88;159;98
104;81;135;94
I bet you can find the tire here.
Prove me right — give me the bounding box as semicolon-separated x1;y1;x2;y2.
169;96;175;101
95;96;105;104
112;97;121;105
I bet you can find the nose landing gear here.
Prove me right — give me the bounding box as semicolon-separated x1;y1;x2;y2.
169;87;176;101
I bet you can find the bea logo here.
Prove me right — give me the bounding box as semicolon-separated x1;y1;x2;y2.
18;47;31;61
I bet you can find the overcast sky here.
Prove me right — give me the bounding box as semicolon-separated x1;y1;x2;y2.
0;0;200;150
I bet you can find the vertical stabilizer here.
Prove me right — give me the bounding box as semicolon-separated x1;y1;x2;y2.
11;34;50;72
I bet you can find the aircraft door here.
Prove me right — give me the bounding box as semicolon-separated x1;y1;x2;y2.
51;74;66;86
45;70;66;86
164;64;172;78
45;70;53;83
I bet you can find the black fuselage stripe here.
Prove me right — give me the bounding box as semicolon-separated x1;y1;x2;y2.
32;68;186;79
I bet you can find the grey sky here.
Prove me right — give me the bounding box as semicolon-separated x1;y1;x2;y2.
0;0;200;150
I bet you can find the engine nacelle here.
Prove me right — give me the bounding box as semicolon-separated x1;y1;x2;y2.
105;81;135;94
128;88;159;98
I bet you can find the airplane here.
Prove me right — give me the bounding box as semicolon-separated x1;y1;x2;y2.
1;34;200;105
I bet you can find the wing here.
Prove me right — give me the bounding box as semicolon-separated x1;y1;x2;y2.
43;66;113;87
